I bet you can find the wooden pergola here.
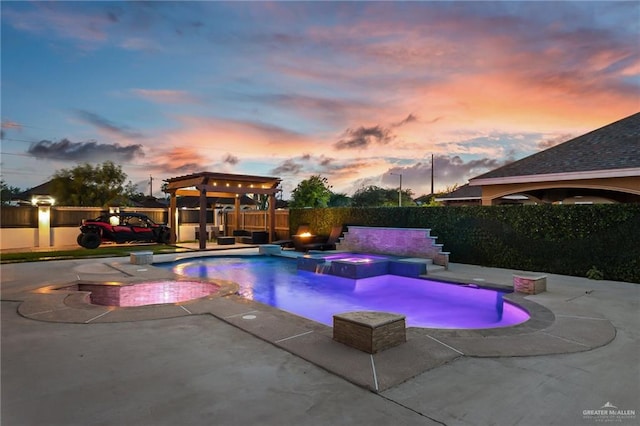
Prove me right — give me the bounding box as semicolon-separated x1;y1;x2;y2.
165;172;282;249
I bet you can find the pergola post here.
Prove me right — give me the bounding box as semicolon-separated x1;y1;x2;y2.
198;186;207;250
234;196;241;232
268;193;276;242
169;190;177;244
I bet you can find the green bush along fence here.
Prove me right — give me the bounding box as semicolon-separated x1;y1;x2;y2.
290;204;640;283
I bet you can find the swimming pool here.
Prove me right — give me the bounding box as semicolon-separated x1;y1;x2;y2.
162;255;530;329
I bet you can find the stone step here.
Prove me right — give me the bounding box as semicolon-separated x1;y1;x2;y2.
399;257;433;265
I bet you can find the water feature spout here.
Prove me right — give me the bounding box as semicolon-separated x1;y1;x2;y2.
315;262;333;274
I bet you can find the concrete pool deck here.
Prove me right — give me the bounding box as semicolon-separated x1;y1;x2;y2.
2;248;638;425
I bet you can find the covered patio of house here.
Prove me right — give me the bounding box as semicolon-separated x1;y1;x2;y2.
165;172;282;250
468;112;640;205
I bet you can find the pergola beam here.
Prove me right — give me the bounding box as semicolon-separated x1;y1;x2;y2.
166;176;206;191
175;187;279;198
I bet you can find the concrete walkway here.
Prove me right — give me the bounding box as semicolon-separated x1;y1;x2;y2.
1;249;638;425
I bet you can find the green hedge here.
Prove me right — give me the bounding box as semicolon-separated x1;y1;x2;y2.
290;204;640;283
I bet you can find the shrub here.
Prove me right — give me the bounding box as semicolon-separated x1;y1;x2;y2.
586;266;604;280
290;204;640;283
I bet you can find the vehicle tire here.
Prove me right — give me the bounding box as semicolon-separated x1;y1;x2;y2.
80;232;101;249
77;233;84;246
158;229;171;244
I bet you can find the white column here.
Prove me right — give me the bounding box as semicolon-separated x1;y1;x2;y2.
37;206;51;248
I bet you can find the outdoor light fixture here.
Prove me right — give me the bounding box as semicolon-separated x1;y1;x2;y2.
31;195;55;206
389;173;402;207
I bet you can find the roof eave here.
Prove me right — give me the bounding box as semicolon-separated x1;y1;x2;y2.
469;167;640;186
434;196;480;201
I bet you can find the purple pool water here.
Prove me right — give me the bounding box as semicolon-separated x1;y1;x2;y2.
165;256;530;329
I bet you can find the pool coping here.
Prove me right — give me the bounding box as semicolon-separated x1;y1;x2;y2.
14;253;616;392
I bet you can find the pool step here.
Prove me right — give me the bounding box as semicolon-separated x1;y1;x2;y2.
398;257;445;274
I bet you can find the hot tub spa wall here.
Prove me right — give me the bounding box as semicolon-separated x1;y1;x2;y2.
78;282;219;307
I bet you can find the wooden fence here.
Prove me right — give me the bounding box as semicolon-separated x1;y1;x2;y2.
0;205;290;250
231;210;290;240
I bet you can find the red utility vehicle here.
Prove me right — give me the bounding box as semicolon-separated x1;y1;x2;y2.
77;212;171;249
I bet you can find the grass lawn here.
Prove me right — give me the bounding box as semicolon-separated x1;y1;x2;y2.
0;244;188;263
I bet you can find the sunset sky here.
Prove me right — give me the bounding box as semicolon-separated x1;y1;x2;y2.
1;1;638;199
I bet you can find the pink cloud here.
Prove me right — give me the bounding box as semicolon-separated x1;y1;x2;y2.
149;146;211;174
131;89;201;105
3;4;112;46
1;120;23;131
268;3;636;139
159;116;323;162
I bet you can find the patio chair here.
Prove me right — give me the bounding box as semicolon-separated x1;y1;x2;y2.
302;225;343;251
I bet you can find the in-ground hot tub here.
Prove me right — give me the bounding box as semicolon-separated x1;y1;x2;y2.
297;252;427;278
64;281;220;307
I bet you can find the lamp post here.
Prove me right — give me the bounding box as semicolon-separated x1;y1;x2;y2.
430;153;434;196
390;172;402;207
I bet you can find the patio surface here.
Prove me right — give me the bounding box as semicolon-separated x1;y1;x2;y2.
1;247;638;425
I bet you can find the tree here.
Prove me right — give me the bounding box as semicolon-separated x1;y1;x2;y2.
351;185;416;207
352;185;388;207
289;175;332;208
328;192;352;207
50;161;138;207
0;180;21;205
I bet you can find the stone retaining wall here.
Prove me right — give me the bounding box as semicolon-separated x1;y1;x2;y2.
336;226;449;268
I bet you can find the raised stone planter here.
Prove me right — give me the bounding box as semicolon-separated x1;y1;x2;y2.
513;274;547;294
130;251;153;265
333;311;406;354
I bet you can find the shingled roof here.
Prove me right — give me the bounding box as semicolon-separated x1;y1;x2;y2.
471;112;640;182
434;184;481;200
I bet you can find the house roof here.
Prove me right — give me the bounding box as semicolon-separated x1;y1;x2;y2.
16;180;54;198
470;112;640;183
132;197;169;208
434;184;481;201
